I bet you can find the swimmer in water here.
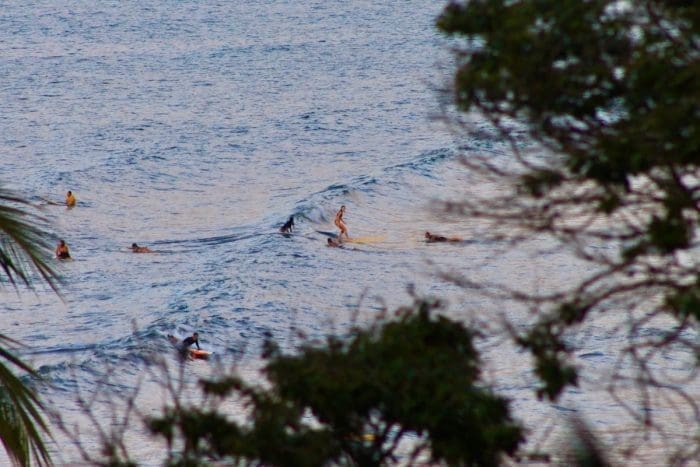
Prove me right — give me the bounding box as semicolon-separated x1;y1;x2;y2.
334;205;349;240
65;191;76;207
424;231;462;243
55;239;71;259
131;243;153;253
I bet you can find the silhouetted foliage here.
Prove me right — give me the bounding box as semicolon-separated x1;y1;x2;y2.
0;188;59;466
436;0;700;462
144;298;523;466
564;417;611;467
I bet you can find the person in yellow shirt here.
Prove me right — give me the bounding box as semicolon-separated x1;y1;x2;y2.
65;191;76;207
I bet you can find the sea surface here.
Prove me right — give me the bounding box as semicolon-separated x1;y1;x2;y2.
0;2;696;465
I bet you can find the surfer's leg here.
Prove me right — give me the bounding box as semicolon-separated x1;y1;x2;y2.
335;220;344;238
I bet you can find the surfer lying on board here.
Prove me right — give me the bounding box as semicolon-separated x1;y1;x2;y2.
334;205;349;240
327;237;343;248
326;237;361;250
55;239;71;259
131;243;153;253
425;231;462;243
65;190;76;207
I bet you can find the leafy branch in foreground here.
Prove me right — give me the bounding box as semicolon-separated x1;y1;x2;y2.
136;298;523;466
0;335;52;467
436;0;700;462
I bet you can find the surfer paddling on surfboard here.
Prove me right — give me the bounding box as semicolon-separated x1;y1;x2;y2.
131;243;153;253
327;237;343;248
334;205;349;240
425;231;462;243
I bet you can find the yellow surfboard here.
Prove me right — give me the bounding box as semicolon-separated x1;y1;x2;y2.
346;235;386;244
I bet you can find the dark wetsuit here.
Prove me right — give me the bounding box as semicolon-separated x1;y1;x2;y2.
58;251;71;259
182;336;200;350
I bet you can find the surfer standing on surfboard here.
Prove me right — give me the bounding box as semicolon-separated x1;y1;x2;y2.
334;205;349;240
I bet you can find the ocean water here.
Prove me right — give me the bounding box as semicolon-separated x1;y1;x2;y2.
1;1;696;465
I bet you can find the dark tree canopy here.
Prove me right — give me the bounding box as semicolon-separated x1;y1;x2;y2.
144;299;523;466
439;1;700;191
436;0;700;460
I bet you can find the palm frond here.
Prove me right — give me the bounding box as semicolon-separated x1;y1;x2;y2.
0;186;61;465
0;335;52;466
0;188;61;294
